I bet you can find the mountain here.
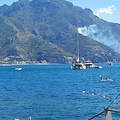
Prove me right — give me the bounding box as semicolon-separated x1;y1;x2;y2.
0;0;119;64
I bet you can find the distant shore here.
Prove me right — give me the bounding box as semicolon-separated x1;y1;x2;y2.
0;63;51;66
0;60;51;66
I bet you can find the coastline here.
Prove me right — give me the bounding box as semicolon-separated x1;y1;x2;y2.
0;60;50;66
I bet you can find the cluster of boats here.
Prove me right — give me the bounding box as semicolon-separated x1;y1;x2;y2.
71;59;102;70
70;28;113;70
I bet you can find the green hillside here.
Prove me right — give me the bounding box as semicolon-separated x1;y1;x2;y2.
0;0;119;64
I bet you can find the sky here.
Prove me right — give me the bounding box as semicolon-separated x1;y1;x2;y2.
67;0;120;24
0;0;119;24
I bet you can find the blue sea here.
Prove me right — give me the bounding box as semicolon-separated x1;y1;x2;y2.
0;63;120;120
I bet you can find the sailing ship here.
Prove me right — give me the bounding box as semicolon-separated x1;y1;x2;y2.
71;28;102;70
71;59;86;70
71;29;86;70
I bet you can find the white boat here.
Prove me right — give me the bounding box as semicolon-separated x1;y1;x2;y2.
100;79;113;82
71;29;86;70
15;67;22;71
84;60;95;68
108;61;113;65
71;62;86;70
100;75;112;81
95;65;102;69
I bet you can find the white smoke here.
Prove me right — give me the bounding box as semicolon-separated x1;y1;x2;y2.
78;24;120;52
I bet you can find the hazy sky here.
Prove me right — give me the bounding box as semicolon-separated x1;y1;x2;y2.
0;0;119;24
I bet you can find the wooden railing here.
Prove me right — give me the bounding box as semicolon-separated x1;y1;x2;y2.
87;107;120;120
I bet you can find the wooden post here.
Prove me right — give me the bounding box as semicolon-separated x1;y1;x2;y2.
104;107;112;120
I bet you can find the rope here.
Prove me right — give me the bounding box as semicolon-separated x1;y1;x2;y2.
87;110;104;120
107;93;120;108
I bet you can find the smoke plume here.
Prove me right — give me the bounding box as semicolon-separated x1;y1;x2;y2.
78;24;120;52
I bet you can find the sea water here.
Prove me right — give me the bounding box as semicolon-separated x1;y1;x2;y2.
0;64;120;120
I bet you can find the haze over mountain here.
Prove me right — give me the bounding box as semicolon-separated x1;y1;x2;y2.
0;0;120;64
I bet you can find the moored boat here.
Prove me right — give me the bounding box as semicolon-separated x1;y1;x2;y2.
84;60;95;68
95;65;102;69
100;75;112;81
71;62;86;70
108;61;113;65
71;29;86;70
15;67;22;71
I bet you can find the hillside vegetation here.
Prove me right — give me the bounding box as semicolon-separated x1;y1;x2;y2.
0;0;119;64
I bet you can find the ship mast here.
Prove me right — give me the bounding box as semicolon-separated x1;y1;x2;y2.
77;29;80;63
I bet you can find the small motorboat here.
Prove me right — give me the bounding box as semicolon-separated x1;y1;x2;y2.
15;67;22;71
108;61;113;65
95;66;102;69
100;75;113;81
100;79;113;82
